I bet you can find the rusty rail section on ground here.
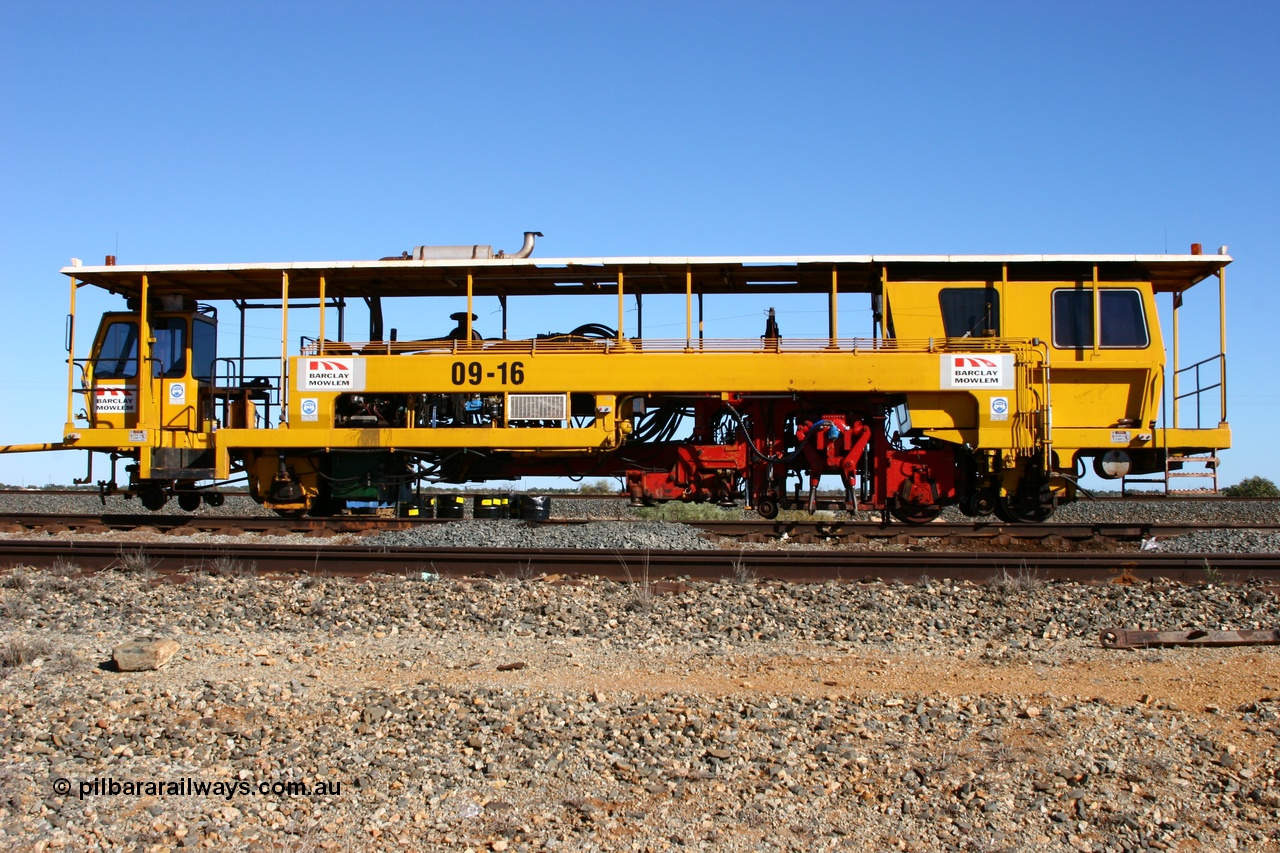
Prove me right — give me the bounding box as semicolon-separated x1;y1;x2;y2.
1101;628;1280;649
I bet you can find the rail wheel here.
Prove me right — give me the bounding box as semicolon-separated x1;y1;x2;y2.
177;492;201;512
139;486;168;512
756;496;780;520
202;492;225;508
960;489;996;518
994;496;1054;523
890;500;942;524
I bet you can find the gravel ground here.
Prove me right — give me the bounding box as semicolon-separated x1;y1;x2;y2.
2;567;1279;851
366;521;718;552
1151;530;1280;554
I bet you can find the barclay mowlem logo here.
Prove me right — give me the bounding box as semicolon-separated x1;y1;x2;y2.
302;358;355;390
941;354;1011;388
94;386;137;413
953;356;997;368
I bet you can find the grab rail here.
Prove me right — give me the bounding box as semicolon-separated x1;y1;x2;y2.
1173;353;1225;429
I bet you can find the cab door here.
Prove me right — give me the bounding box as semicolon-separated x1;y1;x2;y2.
87;313;141;429
89;314;209;434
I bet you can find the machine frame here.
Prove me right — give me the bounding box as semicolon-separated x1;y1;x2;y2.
1;246;1232;520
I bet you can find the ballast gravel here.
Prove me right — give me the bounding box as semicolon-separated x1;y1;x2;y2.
2;567;1280;852
366;520;718;551
1151;529;1280;554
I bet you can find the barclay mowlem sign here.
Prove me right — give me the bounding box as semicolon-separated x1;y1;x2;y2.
939;354;1015;389
298;358;365;391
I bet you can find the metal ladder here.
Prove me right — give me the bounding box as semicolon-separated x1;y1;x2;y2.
1122;452;1219;496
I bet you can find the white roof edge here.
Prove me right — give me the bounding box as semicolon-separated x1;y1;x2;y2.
60;253;1232;275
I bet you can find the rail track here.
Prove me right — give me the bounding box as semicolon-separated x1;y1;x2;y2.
1;537;1278;583
1;499;1277;584
2;487;1278;502
2;510;1278;545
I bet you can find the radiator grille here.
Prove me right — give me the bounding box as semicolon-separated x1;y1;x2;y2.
508;393;568;421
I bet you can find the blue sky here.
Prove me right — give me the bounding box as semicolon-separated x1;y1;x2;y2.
1;1;1276;488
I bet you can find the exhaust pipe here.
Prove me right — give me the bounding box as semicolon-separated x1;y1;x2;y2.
504;231;543;259
386;231;544;262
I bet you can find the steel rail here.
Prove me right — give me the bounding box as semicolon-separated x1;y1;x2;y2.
1;488;1278;502
2;512;1278;543
1;539;1277;583
3;511;1277;540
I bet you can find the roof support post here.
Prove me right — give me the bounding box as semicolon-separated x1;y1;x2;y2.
466;271;474;344
829;267;839;347
499;294;508;340
877;265;888;341
138;274;152;477
1091;264;1100;358
1000;263;1008;337
616;270;625;343
685;266;692;345
236;300;247;384
1218;266;1228;425
318;274;326;351
1172;290;1181;429
280;272;289;423
65;275;77;431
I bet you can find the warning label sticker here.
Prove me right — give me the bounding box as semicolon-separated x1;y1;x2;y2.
990;396;1010;421
940;354;1015;389
94;386;137;414
300;358;360;391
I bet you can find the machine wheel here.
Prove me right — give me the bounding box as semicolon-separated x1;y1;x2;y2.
177;492;201;512
202;491;225;508
756;497;780;520
959;489;996;518
994;496;1054;523
890;501;942;524
139;486;168;512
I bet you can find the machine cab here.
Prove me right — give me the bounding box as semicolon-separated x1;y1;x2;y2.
86;307;217;432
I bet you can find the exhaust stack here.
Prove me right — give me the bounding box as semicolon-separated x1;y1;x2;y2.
384;231;543;261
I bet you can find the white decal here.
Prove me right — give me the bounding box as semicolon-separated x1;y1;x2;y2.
94;386;137;414
990;396;1010;422
300;398;319;422
301;358;355;390
128;430;146;443
1110;430;1131;444
940;354;1014;389
168;382;186;405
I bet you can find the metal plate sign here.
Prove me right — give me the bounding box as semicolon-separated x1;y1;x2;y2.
298;358;364;391
939;354;1015;389
94;386;136;414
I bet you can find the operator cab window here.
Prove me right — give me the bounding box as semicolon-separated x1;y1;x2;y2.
94;322;139;378
1053;288;1149;348
192;317;216;382
151;318;188;377
939;288;1000;337
93;318;188;379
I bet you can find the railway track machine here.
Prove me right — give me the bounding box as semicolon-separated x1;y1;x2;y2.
2;234;1232;521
